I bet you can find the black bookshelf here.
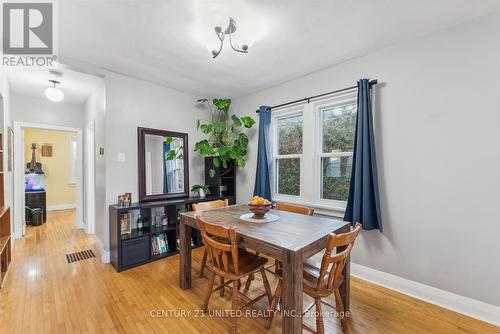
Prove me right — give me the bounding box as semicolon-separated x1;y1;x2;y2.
204;157;237;203
109;196;231;272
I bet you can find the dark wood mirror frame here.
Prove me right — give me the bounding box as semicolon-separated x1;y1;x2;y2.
138;127;189;202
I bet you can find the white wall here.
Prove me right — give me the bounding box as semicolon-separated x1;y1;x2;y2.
83;81;106;244
11;94;84;128
102;72;208;253
232;12;500;307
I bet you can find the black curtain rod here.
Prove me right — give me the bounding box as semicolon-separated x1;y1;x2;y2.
256;79;378;113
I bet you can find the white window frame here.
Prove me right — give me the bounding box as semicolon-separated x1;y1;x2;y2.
271;106;304;201
314;92;357;209
270;90;357;215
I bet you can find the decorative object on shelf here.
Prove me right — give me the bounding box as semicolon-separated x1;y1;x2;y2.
136;214;144;230
194;98;255;178
120;213;132;235
210;17;248;59
191;184;210;198
117;193;131;207
162;215;168;226
41;144;52;157
154;212;164;228
45;80;64;102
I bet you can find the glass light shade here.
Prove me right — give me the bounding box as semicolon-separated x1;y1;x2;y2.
191;0;267;54
45;86;64;102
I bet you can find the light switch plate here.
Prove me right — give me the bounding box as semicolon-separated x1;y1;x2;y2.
118;152;125;162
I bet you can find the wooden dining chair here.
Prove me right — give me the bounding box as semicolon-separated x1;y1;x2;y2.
197;217;273;334
274;202;315;216
192;199;229;278
265;223;362;333
243;202;314;291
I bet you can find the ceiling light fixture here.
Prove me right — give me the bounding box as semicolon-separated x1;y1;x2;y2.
191;0;267;59
211;17;248;59
45;80;64;102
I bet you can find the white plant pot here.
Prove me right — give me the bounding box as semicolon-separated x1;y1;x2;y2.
199;189;206;198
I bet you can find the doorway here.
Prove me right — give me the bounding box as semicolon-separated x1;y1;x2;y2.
13;123;83;238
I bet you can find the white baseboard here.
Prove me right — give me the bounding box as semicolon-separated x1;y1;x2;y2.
47;204;77;211
351;263;500;327
94;237;110;263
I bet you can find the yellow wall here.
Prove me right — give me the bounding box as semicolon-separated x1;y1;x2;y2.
24;128;77;207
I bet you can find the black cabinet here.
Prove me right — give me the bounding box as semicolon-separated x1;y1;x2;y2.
109;196;230;272
204;157;236;203
25;191;46;223
121;236;149;267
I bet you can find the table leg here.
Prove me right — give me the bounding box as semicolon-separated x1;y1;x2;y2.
337;224;351;313
179;218;192;290
281;249;303;334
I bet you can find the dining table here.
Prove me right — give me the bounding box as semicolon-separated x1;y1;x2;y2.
179;204;352;334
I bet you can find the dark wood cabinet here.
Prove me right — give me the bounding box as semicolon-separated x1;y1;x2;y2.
109;196;231;272
204;157;236;204
25;191;46;223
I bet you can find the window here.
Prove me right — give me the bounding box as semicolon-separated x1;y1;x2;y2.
274;113;303;196
69;135;77;185
271;92;357;211
319;102;357;202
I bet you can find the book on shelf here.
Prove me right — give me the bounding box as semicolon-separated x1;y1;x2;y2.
151;232;169;256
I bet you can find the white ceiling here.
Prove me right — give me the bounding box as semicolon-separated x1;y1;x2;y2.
57;0;500;98
7;67;103;104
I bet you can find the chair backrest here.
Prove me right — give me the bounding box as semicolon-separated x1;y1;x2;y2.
316;223;362;291
192;199;229;212
197;217;239;275
275;202;314;216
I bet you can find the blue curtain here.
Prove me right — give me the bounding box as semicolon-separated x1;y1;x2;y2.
344;79;382;231
163;142;171;193
253;106;272;200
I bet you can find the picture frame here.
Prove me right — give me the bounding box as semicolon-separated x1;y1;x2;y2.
41;144;52;157
120;212;132;235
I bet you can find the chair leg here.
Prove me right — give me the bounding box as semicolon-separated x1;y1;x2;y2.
220;277;225;297
244;272;255;291
199;248;208;278
265;278;282;329
231;280;240;334
202;271;216;312
334;288;345;318
260;268;273;306
315;298;325;334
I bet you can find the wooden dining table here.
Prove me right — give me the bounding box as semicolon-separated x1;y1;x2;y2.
179;204;351;334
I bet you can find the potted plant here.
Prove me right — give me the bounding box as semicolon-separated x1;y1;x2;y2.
194;98;255;177
191;184;211;198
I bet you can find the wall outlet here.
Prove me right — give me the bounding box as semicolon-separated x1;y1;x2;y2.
118;152;125;162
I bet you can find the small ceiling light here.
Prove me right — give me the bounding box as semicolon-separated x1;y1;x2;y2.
211;17;248;59
45;80;64;102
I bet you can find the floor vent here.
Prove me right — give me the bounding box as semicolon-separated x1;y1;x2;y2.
66;249;95;263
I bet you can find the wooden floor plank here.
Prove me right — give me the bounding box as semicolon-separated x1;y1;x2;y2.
0;209;498;334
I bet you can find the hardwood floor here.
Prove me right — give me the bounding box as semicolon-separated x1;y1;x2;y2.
0;209;498;333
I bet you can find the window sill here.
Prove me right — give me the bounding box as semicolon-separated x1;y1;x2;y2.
272;197;346;219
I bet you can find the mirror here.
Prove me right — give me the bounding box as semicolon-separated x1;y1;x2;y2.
138;127;189;202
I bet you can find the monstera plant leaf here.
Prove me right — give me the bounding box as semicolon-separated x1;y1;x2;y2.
195;98;255;178
213;98;231;112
